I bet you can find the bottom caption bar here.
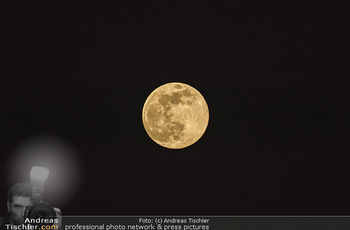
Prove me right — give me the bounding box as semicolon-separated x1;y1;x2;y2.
59;216;350;230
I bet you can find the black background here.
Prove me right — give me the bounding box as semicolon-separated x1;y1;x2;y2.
0;1;349;215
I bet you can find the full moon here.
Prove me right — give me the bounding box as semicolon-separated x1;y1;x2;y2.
142;82;209;149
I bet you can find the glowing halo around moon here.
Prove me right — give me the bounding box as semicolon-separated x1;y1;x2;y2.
142;82;209;149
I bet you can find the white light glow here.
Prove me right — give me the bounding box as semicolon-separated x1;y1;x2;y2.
6;135;82;207
30;166;50;183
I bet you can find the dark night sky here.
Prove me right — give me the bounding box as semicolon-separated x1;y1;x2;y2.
0;1;349;215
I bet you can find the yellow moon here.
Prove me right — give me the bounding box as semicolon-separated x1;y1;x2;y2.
142;82;209;149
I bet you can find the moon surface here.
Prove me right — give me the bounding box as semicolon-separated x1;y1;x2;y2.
142;82;209;149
